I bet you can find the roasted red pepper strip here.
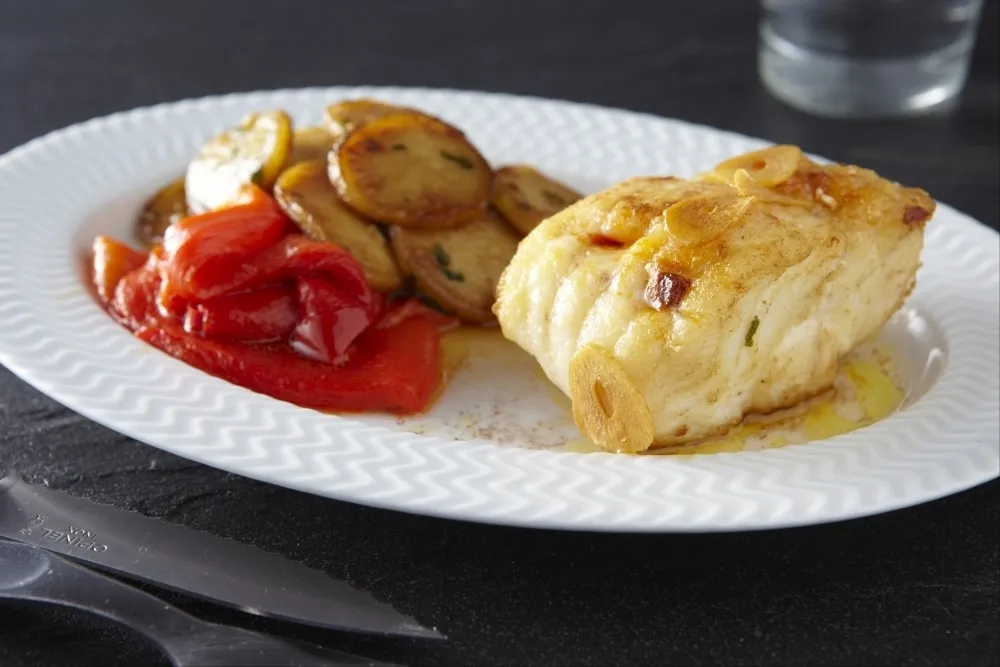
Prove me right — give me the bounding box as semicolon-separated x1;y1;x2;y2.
377;298;459;332
136;315;441;414
162;186;290;300
184;285;297;343
144;246;188;321
110;264;163;330
161;232;376;318
289;277;373;364
156;277;189;321
249;236;375;311
92;236;147;306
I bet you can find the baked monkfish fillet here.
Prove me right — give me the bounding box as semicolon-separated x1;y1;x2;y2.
494;145;933;453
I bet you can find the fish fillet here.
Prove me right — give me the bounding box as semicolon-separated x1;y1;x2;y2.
493;145;933;452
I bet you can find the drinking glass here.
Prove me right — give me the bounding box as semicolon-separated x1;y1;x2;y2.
759;0;985;118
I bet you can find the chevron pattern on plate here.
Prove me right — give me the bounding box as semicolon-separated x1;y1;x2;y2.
0;87;997;531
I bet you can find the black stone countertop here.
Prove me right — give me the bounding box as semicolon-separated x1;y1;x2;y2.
1;1;997;665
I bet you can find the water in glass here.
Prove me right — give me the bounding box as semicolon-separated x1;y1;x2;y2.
759;0;984;118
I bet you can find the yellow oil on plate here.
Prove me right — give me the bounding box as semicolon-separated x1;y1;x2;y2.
643;347;904;456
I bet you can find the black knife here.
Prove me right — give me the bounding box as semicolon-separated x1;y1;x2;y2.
0;469;441;639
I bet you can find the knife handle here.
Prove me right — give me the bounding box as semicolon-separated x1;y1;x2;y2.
0;539;399;667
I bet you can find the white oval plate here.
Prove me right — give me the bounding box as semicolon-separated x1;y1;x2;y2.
0;87;997;532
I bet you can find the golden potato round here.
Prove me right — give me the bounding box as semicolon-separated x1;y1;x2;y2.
330;113;493;229
323;98;416;139
274;160;402;292
287;126;335;165
491;165;582;235
185;109;292;214
136;177;188;247
390;211;519;323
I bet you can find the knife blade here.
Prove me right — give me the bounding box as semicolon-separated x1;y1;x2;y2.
0;470;442;639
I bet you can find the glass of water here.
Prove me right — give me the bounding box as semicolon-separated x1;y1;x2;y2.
759;0;985;118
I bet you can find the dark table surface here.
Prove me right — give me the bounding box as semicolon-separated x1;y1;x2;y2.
1;1;998;666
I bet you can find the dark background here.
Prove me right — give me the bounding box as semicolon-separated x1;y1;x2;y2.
1;1;997;666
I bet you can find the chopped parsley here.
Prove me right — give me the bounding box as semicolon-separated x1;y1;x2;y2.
250;168;263;186
433;244;465;282
440;150;474;170
391;143;407;151
745;316;760;347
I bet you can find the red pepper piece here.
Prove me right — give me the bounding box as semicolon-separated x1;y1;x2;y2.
367;291;387;322
157;278;189;322
140;246;187;322
110;265;163;331
164;229;375;313
248;236;374;308
185;285;297;343
136;315;441;414
92;236;146;306
377;298;460;332
289;277;373;364
162;186;290;300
